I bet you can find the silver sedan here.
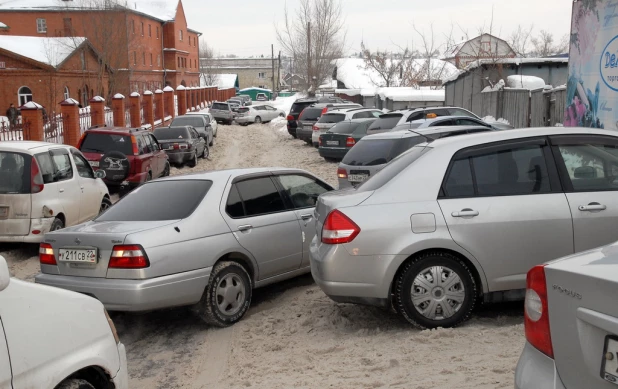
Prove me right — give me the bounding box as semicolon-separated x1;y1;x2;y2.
235;104;286;125
36;168;333;326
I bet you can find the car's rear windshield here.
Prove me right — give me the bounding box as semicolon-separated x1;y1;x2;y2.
153;127;190;140
80;133;133;155
0;152;29;194
171;117;204;127
358;146;432;191
290;101;316;115
367;114;403;133
299;108;323;121
212;103;229;110
237;107;250;114
342;136;426;166
329;122;361;134
97;180;212;221
317;113;345;124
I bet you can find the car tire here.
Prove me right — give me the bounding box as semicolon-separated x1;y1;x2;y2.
323;157;338;162
193;261;252;327
188;153;198;167
162;161;171;177
56;379;96;389
254;116;262;124
292;133;297;139
395;251;477;329
99;197;112;214
50;217;64;232
146;172;152;182
202;144;210;159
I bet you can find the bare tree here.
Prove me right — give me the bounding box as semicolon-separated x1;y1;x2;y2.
199;39;218;86
531;30;569;57
508;25;534;57
360;42;409;87
399;24;450;89
276;0;346;95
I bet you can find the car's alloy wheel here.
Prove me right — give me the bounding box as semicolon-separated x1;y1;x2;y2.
163;162;170;177
255;116;262;124
57;379;96;389
188;153;198;167
50;217;64;231
396;251;476;329
99;197;112;214
202;144;210;159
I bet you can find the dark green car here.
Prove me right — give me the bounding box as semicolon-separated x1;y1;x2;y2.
318;118;379;161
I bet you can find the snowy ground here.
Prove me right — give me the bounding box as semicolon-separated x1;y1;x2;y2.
1;107;525;388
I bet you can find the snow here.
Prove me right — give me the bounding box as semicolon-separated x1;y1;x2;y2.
378;87;445;102
176;85;186;91
155;89;163;94
130;92;141;97
163;86;175;92
0;35;85;67
20;101;43;109
482;116;511;125
62;98;79;106
164;115;172;121
0;22;7;28
268;94;304;132
91;96;105;102
113;93;125;99
239;87;272;92
205;74;238;89
481;79;506;92
506;75;547;90
443;57;569;84
143;90;153;95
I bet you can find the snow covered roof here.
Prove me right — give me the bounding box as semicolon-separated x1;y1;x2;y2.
113;93;125;99
21;101;43;109
0;22;8;28
0;35;86;68
506;75;547;90
162;86;174;92
378;87;445;102
443;57;570;84
207;74;238;89
239;87;272;92
0;0;179;22
90;96;105;102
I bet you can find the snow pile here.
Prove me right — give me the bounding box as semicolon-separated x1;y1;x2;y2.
269;94;304;133
482;116;511;125
0;36;85;67
0;22;8;28
204;74;237;89
378;87;445;102
506;75;547;90
482;79;506;92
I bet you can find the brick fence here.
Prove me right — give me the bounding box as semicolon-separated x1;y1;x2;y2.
4;86;237;146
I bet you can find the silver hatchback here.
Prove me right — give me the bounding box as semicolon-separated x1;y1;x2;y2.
36;168;333;327
311;127;618;328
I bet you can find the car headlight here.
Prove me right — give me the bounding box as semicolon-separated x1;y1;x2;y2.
104;309;120;344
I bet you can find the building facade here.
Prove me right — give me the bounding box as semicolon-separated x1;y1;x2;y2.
204;58;281;90
0;0;201;100
445;34;516;69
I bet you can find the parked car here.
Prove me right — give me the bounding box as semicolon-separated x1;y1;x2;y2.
310;127;618;329
398;106;482;124
227;101;242;113
287;98;320;138
408;115;513;131
210;102;235;125
312;108;382;147
35;168;334;327
153;126;207;167
170;115;214;146
0;254;128;389
296;107;324;144
364;112;405;133
0;142;110;243
337;125;491;189
256;93;269;101
78;127;170;196
235;104;286;125
515;244;618;389
186;111;218;138
236;95;252;106
318;118;378;161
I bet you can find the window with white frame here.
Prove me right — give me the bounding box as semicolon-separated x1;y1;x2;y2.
179;29;183;41
18;86;32;106
63;86;70;100
36;18;47;33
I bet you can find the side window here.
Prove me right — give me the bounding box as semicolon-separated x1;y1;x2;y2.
554;141;618;191
35;152;55;184
406;112;425;122
428;109;451;117
135;135;147;155
370;111;382;118
277;175;331;209
430;119;454;127
50;149;73;181
449;108;476;118
235;177;286;217
142;133;154;153
443;159;474;197
226;184;245;218
149;135;160;151
456;118;487;127
352;111;368;119
72;152;95;179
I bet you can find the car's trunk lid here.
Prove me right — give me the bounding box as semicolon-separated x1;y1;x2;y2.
315;190;373;241
0;151;32;236
319;133;350;148
545;245;618;388
0;193;31;236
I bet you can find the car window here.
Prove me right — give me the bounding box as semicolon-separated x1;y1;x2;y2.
299;108;322;121
352;111;371;119
358;146;432;192
456;118;486;126
226;184;245;218
0;152;28;194
80;133;133;155
342;138;410;166
171;117;204;127
265;105;276;111
430;119;454;127
142;133;155;153
234;177;286;217
148;134;161;151
237;107;250;114
317;113;345;124
370;111;383;118
72;151;95;179
212;103;229;110
35;152;55;184
555;142;618;191
443;159;475;197
449;108;478;118
50;149;73;181
290;101;316;115
276;175;331;209
135;134;147;155
426;109;450;117
406;112;425;122
367;114;403;133
330;122;359;134
191;129;200;139
154;127;190;140
97;180;212;221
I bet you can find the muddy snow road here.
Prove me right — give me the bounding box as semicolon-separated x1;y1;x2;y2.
1;122;525;389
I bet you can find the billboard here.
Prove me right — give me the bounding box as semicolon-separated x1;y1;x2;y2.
566;0;618;129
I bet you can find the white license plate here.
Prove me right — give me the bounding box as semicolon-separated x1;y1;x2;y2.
348;174;368;183
59;248;97;263
603;337;618;385
0;207;7;219
326;140;339;146
89;161;99;167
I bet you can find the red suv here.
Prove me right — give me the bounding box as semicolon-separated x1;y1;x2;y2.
77;126;170;195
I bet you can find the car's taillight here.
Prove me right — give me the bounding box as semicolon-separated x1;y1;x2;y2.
173;143;180;150
130;135;139;155
180;143;188;150
322;210;360;244
39;243;56;265
524;265;553;358
319;136;323;146
31;157;44;194
313;125;319;131
109;245;149;269
321;107;328;115
337;168;347;179
346;137;355;147
286;115;294;121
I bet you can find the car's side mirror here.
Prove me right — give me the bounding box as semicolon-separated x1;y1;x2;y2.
94;170;106;179
0;255;10;292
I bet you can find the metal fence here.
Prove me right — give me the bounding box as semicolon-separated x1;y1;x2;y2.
105;107;114;126
79;111;91;134
0;117;28;141
45;112;64;143
125;109;131;127
479;87;564;128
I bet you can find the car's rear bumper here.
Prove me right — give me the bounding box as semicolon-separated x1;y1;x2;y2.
165;150;193;164
34;267;212;312
318;147;348;160
297;129;313;142
515;342;566;389
287;122;297;136
235;116;255;124
0;217;54;243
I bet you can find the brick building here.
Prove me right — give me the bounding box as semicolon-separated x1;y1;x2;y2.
0;0;201;102
0;35;109;114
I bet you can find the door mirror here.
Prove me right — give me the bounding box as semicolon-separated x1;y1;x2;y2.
94;170;106;179
0;255;10;292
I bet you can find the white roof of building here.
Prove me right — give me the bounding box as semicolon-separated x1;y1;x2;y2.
0;35;86;67
205;74;237;89
378;87;445;102
443;57;570;84
0;0;179;22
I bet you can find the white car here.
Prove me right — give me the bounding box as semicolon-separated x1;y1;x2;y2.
0;142;110;243
186;111;218;137
0;255;128;389
235;104;285;125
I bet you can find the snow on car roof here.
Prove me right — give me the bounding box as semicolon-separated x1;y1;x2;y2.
0;35;86;67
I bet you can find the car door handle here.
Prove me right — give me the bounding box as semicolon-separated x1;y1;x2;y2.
579;203;607;212
238;225;253;232
451;209;479;218
59;188;64;193
300;214;313;221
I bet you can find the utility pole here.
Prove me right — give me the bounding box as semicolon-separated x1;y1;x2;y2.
277;51;281;91
307;21;311;93
271;44;275;92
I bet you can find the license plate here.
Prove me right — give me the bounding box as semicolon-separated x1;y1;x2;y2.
0;207;7;219
89;161;99;167
603;336;618;385
59;248;97;263
326;140;339;146
348;174;368;183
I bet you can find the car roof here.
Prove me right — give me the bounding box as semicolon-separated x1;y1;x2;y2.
360;131;415;140
155;167;313;183
411;115;483;124
84;126;149;135
186;111;211;116
293;98;318;103
329;107;379;114
0;141;72;153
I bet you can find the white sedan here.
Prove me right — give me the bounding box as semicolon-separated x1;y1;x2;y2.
0;255;128;389
187;111;219;137
235;104;285;125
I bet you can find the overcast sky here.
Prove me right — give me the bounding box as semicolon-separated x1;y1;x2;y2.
183;0;573;57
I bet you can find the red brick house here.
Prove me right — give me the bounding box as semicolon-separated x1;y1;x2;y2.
0;0;201;100
0;35;109;113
